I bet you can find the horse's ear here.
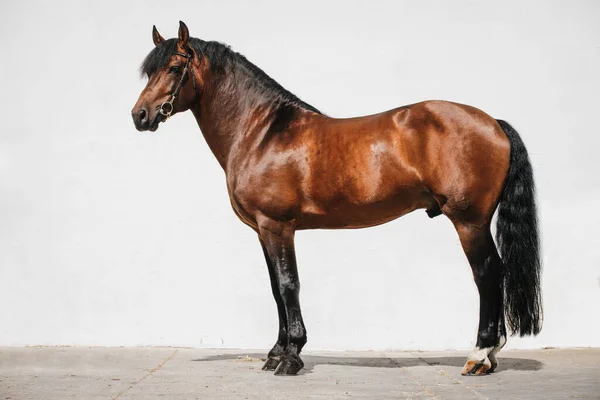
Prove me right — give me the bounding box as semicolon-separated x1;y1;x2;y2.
178;21;189;46
152;25;165;46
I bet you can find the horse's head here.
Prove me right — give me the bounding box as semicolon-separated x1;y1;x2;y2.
132;21;201;131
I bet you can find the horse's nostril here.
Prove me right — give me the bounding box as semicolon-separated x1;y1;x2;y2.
139;108;147;122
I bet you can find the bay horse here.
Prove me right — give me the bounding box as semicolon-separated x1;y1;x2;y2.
132;22;542;376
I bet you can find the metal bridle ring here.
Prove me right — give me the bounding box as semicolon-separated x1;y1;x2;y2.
159;101;174;117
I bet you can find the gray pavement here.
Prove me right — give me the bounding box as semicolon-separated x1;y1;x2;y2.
0;347;598;399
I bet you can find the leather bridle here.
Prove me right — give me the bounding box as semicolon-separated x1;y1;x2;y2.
159;51;197;119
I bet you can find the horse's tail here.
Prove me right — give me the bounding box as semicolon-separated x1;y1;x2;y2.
495;119;542;336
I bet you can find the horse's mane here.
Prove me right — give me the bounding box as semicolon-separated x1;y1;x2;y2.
140;38;321;114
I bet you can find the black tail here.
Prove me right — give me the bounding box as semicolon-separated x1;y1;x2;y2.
495;120;542;336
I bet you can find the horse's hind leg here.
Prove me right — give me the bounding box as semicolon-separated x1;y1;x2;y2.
259;238;289;371
454;222;505;375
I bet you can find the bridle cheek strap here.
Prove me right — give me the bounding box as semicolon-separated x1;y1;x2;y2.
159;52;197;119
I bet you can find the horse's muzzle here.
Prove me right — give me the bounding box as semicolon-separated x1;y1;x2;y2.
132;106;150;131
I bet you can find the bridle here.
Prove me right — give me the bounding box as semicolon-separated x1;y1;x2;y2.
159;51;197;119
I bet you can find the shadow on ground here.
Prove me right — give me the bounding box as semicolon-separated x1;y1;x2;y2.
191;353;543;373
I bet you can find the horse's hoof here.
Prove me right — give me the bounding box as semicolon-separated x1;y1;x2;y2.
262;356;281;371
274;355;304;376
461;359;492;376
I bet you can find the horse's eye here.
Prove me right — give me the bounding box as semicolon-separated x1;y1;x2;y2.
169;66;181;74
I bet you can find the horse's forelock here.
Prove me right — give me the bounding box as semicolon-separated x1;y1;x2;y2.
140;38;179;77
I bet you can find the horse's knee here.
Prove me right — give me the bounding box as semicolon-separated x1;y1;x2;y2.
278;279;299;299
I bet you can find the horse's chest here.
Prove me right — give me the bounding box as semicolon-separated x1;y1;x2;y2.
227;167;299;224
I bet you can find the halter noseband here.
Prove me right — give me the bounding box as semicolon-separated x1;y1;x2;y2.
159;52;197;119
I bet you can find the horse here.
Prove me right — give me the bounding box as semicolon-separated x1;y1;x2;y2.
131;21;542;376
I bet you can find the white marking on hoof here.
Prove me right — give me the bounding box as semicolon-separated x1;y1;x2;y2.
468;346;494;362
488;335;507;372
462;345;494;375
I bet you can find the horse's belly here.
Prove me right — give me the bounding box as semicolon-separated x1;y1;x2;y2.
297;186;433;230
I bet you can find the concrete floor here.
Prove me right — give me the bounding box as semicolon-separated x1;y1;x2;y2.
0;347;598;399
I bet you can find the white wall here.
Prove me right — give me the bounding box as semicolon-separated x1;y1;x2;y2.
1;0;599;351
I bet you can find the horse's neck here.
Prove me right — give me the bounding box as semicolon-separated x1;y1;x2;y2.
191;70;280;170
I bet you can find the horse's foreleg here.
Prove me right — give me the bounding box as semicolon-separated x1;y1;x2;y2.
259;238;289;371
258;218;306;376
455;222;505;375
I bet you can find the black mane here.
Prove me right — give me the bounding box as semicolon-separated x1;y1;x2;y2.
140;38;321;114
